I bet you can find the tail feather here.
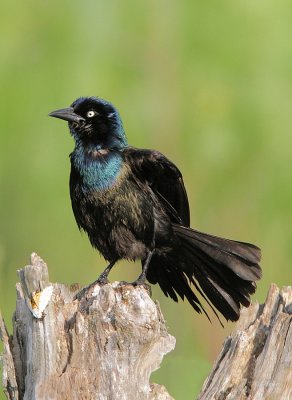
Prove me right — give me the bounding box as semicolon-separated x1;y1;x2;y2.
182;240;241;321
182;239;256;305
147;225;262;322
173;224;261;281
173;225;260;264
148;254;214;318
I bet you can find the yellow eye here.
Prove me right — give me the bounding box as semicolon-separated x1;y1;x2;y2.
87;110;96;118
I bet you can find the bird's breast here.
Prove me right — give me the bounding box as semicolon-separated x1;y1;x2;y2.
71;149;124;191
69;151;155;260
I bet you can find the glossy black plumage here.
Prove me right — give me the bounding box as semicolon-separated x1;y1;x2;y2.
49;96;262;322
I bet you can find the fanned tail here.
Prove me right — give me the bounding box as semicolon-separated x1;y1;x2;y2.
147;224;261;322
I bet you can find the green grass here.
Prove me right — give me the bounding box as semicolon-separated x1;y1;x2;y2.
1;1;292;399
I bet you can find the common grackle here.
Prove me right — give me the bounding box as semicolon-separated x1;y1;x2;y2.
49;97;261;322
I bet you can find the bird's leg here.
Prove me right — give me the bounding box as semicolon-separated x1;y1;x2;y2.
96;260;116;285
74;260;116;300
132;250;154;286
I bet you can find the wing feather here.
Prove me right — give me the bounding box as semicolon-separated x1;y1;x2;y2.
123;147;190;226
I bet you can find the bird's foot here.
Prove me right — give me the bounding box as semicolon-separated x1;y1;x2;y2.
74;261;116;301
96;273;110;286
132;278;147;287
117;279;152;296
74;278;108;301
74;283;95;301
132;279;151;295
117;280;131;287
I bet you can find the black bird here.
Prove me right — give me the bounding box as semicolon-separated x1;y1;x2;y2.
49;97;261;322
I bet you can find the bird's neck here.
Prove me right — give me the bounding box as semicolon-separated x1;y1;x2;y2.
71;123;128;150
71;143;123;191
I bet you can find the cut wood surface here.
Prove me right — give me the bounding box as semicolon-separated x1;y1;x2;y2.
1;254;291;400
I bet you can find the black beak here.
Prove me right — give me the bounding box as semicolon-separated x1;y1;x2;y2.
48;107;85;124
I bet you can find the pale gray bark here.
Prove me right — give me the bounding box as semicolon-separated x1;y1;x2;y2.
198;284;292;400
0;253;175;400
1;254;291;400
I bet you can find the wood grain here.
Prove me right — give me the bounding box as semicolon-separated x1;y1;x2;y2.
0;253;175;400
198;284;292;400
1;254;291;399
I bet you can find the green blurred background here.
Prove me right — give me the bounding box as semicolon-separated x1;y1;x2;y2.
0;1;291;398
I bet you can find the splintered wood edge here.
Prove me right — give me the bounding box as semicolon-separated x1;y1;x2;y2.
3;253;291;400
2;253;176;400
0;309;18;400
198;284;292;400
17;253;50;298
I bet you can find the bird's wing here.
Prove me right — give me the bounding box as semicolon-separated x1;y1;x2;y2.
122;147;190;226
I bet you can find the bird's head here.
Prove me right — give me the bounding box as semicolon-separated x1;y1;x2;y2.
49;97;127;149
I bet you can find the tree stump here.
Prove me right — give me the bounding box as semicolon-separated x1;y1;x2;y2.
1;254;291;400
198;284;292;400
0;253;175;400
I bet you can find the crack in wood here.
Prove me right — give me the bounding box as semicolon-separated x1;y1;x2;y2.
198;283;292;400
61;313;77;375
1;256;291;400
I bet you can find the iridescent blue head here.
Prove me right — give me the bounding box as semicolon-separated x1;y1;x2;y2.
49;97;128;149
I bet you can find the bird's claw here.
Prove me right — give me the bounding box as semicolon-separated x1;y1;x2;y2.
73;277;108;301
96;274;109;286
133;280;151;295
74;286;91;301
117;280;151;295
117;280;131;287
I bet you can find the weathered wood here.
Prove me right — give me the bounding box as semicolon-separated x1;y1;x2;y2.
198;284;292;400
0;253;175;400
1;254;291;400
0;310;18;400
